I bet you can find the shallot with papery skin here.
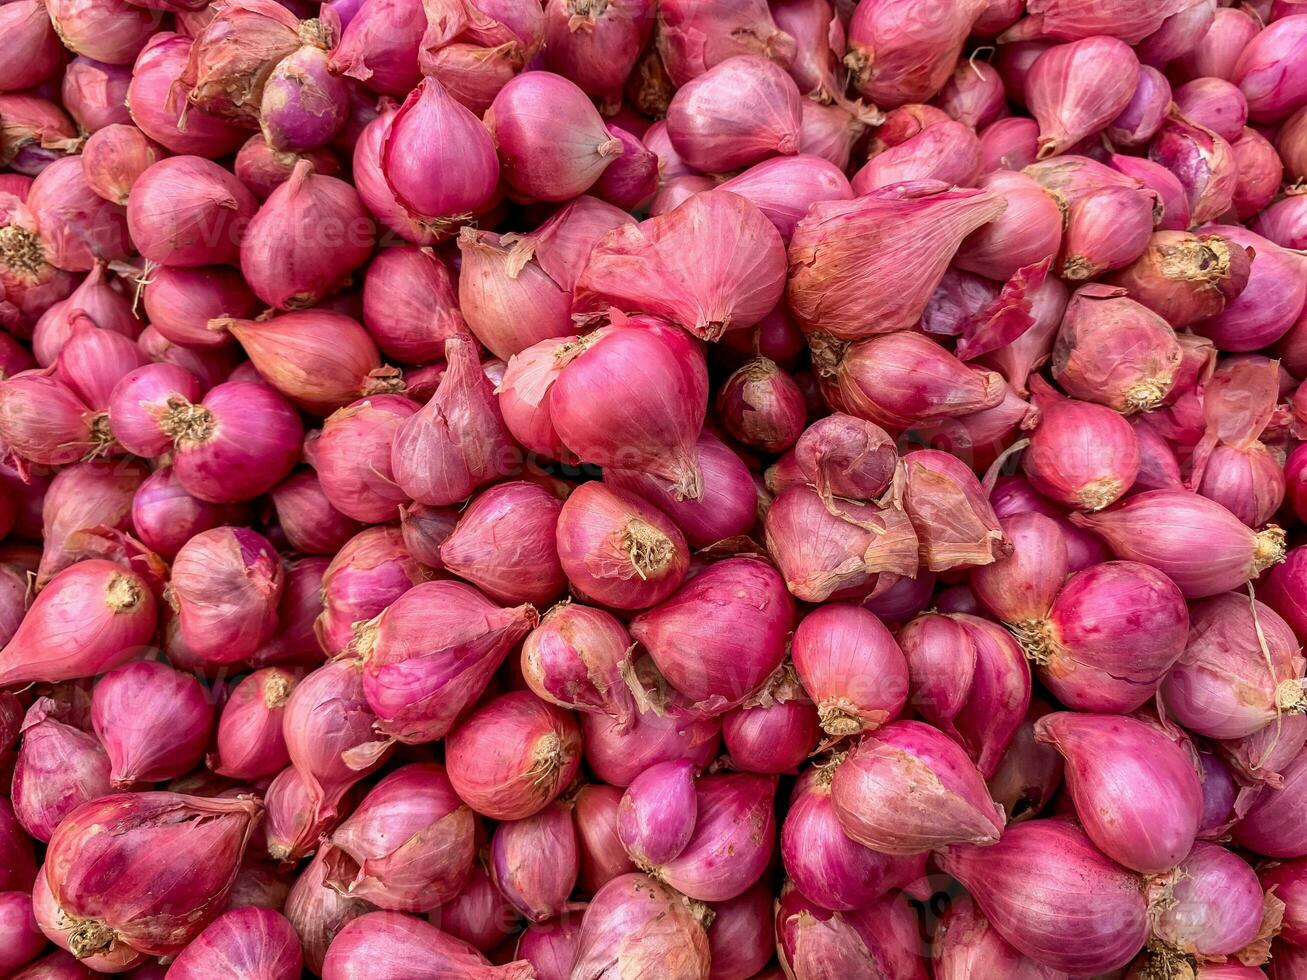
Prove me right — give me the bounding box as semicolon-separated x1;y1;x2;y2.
82;126;166;207
210;668;296;780
581;687;722;788
429;861;517;952
131;468;241;561
323;911;535;979
353;579;535;744
362;245;466;364
1107;65;1171;146
933;893;1062;980
312;395;419;524
570;872;710;979
618;759;698;869
1070;489;1285;597
573;783;636;894
165;907;302;980
322;763;476;913
92;660;214;788
722;664;820;773
1036;711;1201;873
0;560;155;687
455;231;566;364
521;601;637;727
901;448;1009;571
12;698;111;843
831;720;1004;855
1109;230;1253;329
44;792;262;959
141;265;258;350
938;819;1150;975
446;691;581;821
491;801;577;922
1027;37;1140;158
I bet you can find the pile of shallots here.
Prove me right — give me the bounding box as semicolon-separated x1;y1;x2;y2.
6;0;1307;977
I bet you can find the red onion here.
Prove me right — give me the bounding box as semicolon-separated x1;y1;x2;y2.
1233;746;1307;857
328;0;423;96
131;467;238;560
581;686;721;788
631;556;793;710
655;0;796;86
491;801;577;922
126;157;255;268
0;371;109;466
1197;225;1307;353
12;697;111;843
311;395;418;524
979;116;1040;172
128;34;245;156
80;126;163;208
1059;185;1156;281
382;77;499;231
391;332;516;505
0;0;65;92
1255;192;1307;251
1022;377;1140;510
439;481;564;606
1070;489;1285;597
770;0;845;100
170;526;283;665
902;448;1009;571
248;555;328;669
590;125;658;211
515;912;583;980
985;699;1064;823
284;848;371;974
782;764;926;912
1176;76;1251;143
1162;592;1303;740
361;246;465;363
139;266;256;350
831;720;1003;854
791;413;894;504
351;103;436;245
224;310;400;415
938;819;1150;974
542;0;652;111
573;783;636;894
240;161;374;311
1150;112;1238;226
263;765;345;864
0;890;44;976
1107;65;1171;146
92;660;213;787
665;55;801;173
235;136;342;201
61;57;131;134
845;0;984;107
267;470;362;556
355;577;533;743
1036;711;1201;873
721;665;819;774
419;0;546;114
107;363;203;457
1233;13;1307;122
259;44;348;152
1261;859;1307;946
862;570;938;625
775;883;926;979
211;668;296;780
44;792;262;958
0;559;155;686
0;797;36;892
166;907;302;980
1148;842;1273;962
34;458;142;588
46;0;155;65
797;100;867;169
322;910;535;978
953;172;1061;282
575;192;786;343
454;227;571;361
570;872;710;977
428;861;517;951
933;893;1064;980
788;181;1006;340
718;155;853;241
1026;37;1140;158
617;758;697;869
54;327;149;417
322;763;476;912
703;882;771;979
26;156;131;271
446;691;581;821
715;357;806;453
521;601;636;727
398;503;458;571
1109;230;1253;331
487;71;623;202
854;117;983;192
936;58;1007;129
1137;0;1218;64
1177;6;1259;80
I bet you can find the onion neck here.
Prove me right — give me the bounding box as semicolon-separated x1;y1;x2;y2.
160;399;216;447
0;225;43;277
87;412;116;458
104;572;145;614
622;519;674;581
1253;525;1287;575
568;0;609;15
66;917;116;959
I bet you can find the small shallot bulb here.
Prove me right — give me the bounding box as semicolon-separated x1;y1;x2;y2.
831;721;1004;855
1035;712;1201;874
486;71;624;201
568;873;712;979
260;45;349;152
490;801;578;922
321;763;477;912
937;820;1150;975
445;692;582;821
715;357;807;453
12;698;112;843
323;910;536;977
92;660;214;787
521;602;637;728
240;161;375;311
573;782;635;895
666;55;802;172
0;560;156;687
127;156;257;267
1070;489;1285;598
1023;377;1140;511
312;394;419;524
43;792;263;959
792;603;909;738
631;557;795;710
1146;842;1271;965
165;907;303;980
618;759;698;869
82;125;166;206
1026;37;1141;158
211;668;297;780
1109;230;1253;328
